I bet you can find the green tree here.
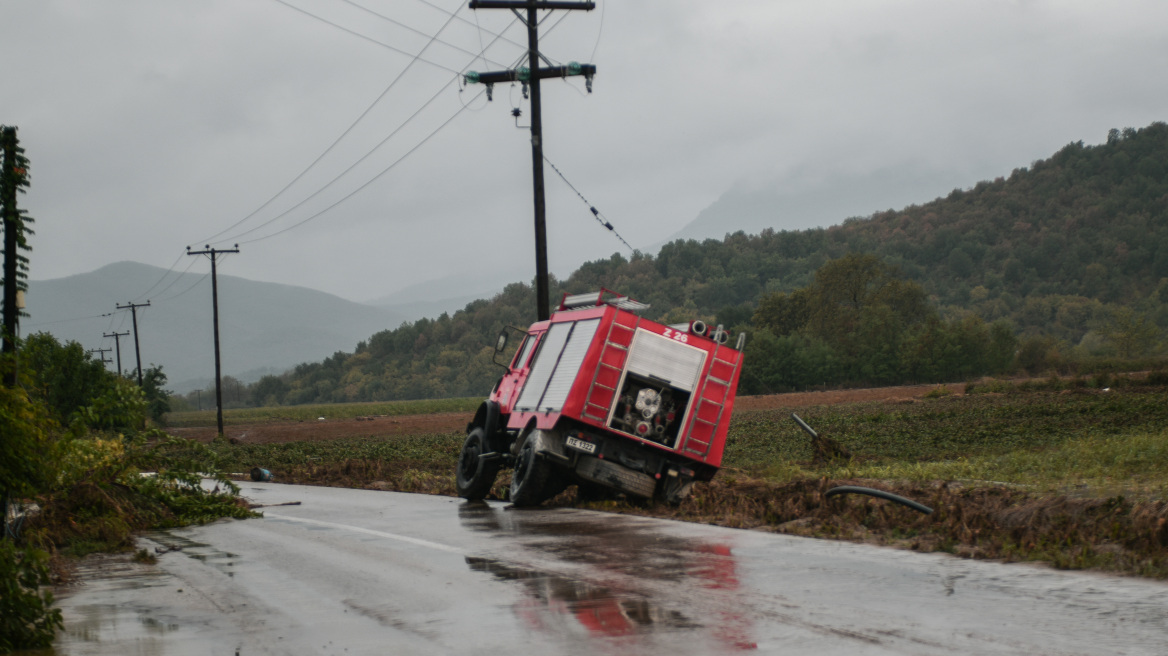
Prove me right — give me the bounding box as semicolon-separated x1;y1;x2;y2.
141;366;171;423
752;288;811;336
20;333;117;424
1100;307;1161;359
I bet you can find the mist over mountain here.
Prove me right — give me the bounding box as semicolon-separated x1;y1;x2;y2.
25;262;406;392
661;164;976;246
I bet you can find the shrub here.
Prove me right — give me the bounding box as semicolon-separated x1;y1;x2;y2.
0;541;63;652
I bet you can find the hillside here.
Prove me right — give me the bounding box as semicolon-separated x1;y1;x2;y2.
247;123;1168;405
26;262;405;391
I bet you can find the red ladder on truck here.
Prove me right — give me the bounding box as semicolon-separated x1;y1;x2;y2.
581;310;639;423
681;334;742;458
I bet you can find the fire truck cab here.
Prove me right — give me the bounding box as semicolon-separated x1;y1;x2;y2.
456;289;745;506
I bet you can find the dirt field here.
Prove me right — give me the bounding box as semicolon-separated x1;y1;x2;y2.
169;383;960;444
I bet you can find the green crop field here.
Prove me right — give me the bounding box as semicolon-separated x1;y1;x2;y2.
166;397;481;427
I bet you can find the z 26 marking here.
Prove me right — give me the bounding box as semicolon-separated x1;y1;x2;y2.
661;328;689;344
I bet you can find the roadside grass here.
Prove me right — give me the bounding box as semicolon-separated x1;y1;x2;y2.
165;397;481;427
722;387;1168;493
203;385;1168;578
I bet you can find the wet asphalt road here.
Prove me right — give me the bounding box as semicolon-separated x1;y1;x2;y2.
45;482;1168;655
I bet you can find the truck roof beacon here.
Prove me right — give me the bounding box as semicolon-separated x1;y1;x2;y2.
456;289;746;507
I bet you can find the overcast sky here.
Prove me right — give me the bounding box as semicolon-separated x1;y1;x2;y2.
5;0;1168;306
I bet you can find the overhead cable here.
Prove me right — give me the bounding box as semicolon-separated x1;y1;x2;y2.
199;3;469;246
543;155;633;252
269;0;465;75
239;89;485;245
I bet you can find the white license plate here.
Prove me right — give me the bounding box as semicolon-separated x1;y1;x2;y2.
566;436;597;454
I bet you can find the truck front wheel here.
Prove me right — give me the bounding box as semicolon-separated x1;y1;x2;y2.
456;427;500;500
509;431;554;507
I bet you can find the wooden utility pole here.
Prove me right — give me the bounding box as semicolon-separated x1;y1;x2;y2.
116;301;151;386
465;1;595;321
187;245;238;437
104;330;130;375
88;347;113;367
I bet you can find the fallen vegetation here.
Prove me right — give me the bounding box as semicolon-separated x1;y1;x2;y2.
204;376;1168;579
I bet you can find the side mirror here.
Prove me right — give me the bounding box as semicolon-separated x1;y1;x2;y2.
492;331;511;368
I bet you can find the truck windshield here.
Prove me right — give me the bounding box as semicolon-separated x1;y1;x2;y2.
512;333;539;370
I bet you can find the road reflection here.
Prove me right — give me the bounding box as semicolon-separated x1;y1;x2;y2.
458;502;757;650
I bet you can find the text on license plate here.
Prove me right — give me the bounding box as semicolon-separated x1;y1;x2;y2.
566;436;597;454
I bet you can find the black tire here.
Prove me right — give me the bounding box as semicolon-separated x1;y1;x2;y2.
509;432;554;507
456;427;500;500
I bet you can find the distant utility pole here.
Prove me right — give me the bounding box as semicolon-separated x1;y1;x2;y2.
465;0;595;321
104;330;130;375
187;245;238;437
88;347;113;367
116;301;150;386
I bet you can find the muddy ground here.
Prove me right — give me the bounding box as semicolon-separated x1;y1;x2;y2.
170;383;958;445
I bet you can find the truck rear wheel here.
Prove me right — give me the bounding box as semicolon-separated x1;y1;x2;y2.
456;428;500;500
509;431;554;507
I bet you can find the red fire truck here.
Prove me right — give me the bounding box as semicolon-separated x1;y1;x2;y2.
456;289;745;506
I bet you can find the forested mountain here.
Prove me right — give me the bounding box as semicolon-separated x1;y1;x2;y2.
237;123;1168;407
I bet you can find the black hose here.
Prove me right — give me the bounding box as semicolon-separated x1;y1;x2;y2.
825;485;933;515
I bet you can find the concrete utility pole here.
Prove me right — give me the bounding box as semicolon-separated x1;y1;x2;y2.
88;347;113;367
104;330;130;375
116;301;151;386
465;0;595;321
187;245;238;437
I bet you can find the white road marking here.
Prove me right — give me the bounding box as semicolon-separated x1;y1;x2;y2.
264;513;467;555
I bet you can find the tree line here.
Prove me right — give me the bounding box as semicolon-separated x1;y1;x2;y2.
222;122;1168;406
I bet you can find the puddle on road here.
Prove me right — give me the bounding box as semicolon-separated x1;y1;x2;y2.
458;502;758;650
34;531;246;656
467;556;698;636
148;530;241;578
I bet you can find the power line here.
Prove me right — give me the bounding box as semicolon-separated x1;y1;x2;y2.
269;0;466;75
199;5;469;247
213;77;460;245
144;256;200;300
412;0;528;52
543;154;632;252
238;89;485;245
131;252;185;302
153;272;211;304
200;12;521;248
590;0;606;62
337;0;518;67
24;312;113;329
